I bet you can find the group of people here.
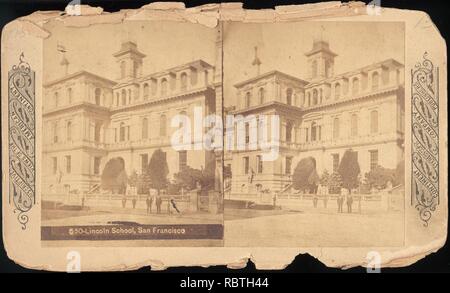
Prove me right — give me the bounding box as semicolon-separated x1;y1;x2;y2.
122;184;180;214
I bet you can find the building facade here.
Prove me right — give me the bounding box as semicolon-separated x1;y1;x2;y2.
42;41;217;194
226;40;405;195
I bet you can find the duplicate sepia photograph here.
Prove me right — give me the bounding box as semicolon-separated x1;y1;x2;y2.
222;21;406;247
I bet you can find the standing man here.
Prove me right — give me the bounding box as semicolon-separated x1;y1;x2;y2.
346;190;353;213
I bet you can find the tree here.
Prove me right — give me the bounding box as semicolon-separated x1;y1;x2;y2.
292;157;317;192
101;157;127;193
320;169;331;186
174;164;216;191
147;149;169;193
365;165;395;190
128;170;138;187
328;172;343;194
338;149;360;193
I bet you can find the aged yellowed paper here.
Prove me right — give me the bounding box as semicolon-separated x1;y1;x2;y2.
1;2;447;270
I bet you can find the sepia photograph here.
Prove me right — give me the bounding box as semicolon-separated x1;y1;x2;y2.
40;20;224;246
222;21;406;247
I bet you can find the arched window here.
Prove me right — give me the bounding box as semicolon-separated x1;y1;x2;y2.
245;92;251;108
180;73;188;91
95;88;101;106
179;111;187;128
325;61;331;77
204;70;209;85
190;70;198;85
67;88;72;104
312;60;318;78
307;92;311;106
120;61;126;79
312;89;318;105
66;121;72;141
352;77;360;95
54;92;59;108
142;117;148;139
128;89;132;103
161;78;168;96
151;79;157;96
143;83;149;99
258;87;265;104
121;89;126;106
334;83;341;99
159;114;167;137
370;110;379;134
286;88;293;105
319;89;323;104
333;117;340;139
372;72;380;90
351;113;358;137
286;121;293;142
119;122;126;141
311;122;317;141
116;93;119;106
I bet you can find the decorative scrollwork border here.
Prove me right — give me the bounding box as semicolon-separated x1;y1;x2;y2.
411;52;439;226
8;53;36;230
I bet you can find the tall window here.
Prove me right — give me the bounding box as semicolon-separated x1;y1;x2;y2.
65;155;71;174
121;89;126;106
258;87;265;104
119;122;126;141
161;78;168;96
352;77;360;95
94;157;101;175
312;89;318;105
66;121;72;142
141;154;148;174
178;151;187;171
95;88;101;106
312;60;318;78
286;121;293;143
128;89;132;104
53;121;58;143
143;83;149;99
370;110;379;134
159;114;167;137
52;157;58;174
120;61;126;78
311;121;317;141
286;88;293;105
307;93;311;107
142;117;148;139
245;92;251;108
256;155;263;174
350;114;358;137
334;83;341;99
180;73;188;90
372;72;380;90
54;92;59;108
285;156;292;175
116;93;119;106
245;122;250;144
333;117;340;139
332;154;339;173
369;150;379;171
94;122;101;143
243;157;249;175
67;88;72;104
